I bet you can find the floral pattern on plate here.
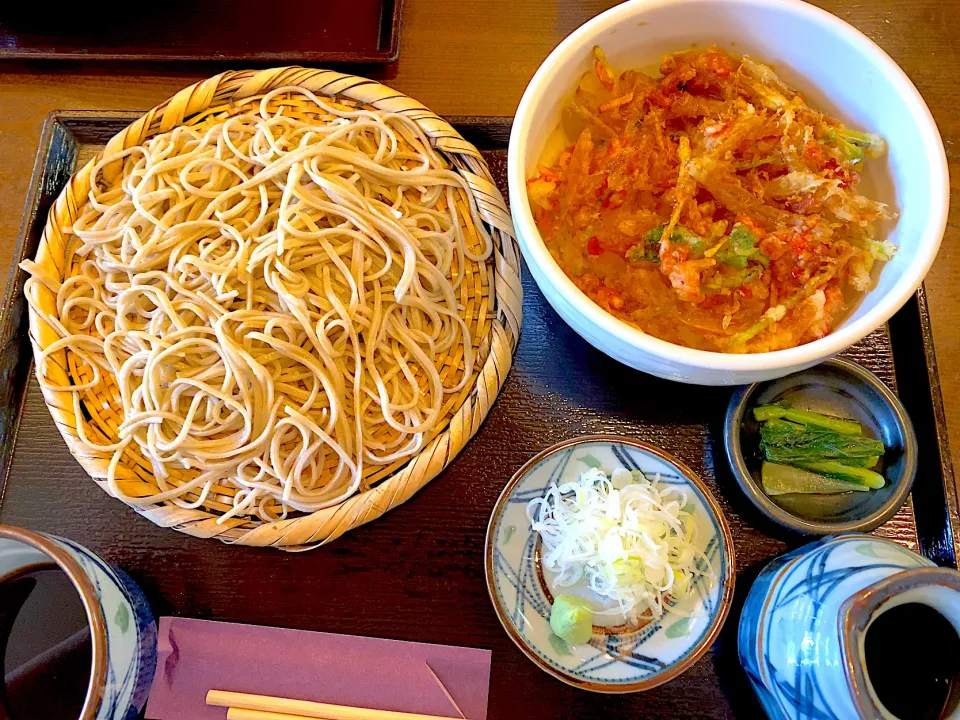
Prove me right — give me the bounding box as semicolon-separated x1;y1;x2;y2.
485;437;735;692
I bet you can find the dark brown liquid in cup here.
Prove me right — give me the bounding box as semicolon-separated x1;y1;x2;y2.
0;563;92;720
864;602;960;720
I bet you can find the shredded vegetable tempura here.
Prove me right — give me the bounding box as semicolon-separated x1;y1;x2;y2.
527;467;712;622
529;46;897;352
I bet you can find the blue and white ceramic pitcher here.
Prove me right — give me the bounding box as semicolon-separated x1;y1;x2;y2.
739;534;960;720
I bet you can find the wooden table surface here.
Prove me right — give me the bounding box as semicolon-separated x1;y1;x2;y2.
0;0;957;716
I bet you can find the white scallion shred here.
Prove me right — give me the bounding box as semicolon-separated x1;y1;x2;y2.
527;467;714;622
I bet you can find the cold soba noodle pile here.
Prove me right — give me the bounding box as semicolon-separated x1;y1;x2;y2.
23;88;491;522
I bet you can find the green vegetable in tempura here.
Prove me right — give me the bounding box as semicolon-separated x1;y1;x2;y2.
627;224;705;263
835;127;886;159
550;595;594;645
716;223;769;268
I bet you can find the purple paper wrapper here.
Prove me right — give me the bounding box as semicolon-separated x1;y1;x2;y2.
144;617;491;720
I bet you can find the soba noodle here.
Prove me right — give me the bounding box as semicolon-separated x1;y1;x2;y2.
22;87;492;523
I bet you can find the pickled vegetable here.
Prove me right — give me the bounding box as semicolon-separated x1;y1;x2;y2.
753;404;888;495
761;462;870;495
753;404;863;435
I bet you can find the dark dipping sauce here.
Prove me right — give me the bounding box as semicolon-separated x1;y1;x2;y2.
1;563;92;719
864;603;960;720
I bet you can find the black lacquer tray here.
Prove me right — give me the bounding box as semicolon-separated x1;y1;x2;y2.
0;112;956;718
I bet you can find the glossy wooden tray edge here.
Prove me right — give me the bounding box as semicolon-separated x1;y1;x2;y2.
889;289;959;564
0;111;76;507
0;0;403;63
2;110;955;567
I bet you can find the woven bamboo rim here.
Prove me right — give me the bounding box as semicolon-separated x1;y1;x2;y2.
26;68;522;550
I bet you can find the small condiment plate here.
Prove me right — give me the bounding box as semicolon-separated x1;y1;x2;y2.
484;436;735;693
724;357;918;534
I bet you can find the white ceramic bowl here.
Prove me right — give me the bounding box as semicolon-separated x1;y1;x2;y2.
508;0;948;385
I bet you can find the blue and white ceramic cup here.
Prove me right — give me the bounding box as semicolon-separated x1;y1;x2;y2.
0;525;156;720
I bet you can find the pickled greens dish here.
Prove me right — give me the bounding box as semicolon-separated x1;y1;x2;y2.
528;47;897;352
754;403;888;497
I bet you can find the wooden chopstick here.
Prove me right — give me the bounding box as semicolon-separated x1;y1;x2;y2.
226;710;320;720
225;709;455;720
226;710;339;720
206;690;462;720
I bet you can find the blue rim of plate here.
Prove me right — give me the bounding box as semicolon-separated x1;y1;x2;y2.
483;435;737;693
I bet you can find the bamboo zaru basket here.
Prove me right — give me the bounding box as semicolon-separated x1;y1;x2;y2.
25;68;522;550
